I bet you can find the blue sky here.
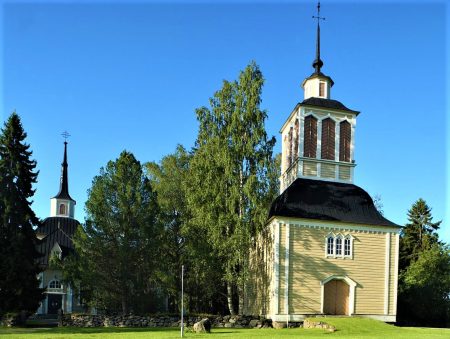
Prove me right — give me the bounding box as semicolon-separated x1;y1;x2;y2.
1;0;448;242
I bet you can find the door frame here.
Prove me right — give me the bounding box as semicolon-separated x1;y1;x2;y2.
320;275;357;315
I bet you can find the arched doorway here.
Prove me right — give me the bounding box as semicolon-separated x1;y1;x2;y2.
323;279;350;315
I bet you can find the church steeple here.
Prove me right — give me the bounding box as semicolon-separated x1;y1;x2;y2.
312;1;324;74
280;2;359;192
53;141;74;202
302;1;334;100
50;135;76;218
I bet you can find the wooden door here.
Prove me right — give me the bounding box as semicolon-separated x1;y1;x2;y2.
323;280;349;315
47;294;62;314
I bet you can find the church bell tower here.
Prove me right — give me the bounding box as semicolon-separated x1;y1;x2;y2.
50;141;76;218
280;1;359;192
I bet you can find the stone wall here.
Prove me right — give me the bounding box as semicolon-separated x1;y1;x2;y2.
60;314;271;328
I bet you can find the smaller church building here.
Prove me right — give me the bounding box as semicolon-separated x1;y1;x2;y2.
245;3;400;323
35;142;83;315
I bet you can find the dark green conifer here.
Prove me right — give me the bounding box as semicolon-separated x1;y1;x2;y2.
0;112;43;316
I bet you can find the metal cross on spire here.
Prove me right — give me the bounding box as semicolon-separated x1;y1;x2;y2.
312;1;325;74
312;1;325;24
61;131;71;143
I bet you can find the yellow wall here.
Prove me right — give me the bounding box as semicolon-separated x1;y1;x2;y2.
277;222;398;316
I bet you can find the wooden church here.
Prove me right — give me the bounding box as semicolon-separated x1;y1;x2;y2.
245;3;400;323
34;141;83;315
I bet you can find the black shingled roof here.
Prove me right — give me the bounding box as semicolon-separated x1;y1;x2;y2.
36;217;80;267
301;97;359;114
269;178;400;228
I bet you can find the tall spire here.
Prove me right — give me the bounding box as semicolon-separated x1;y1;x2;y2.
312;1;325;74
53;138;74;202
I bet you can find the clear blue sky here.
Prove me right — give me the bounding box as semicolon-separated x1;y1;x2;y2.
1;0;448;242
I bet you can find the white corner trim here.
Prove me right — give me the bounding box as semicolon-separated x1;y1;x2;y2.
384;232;390;314
285;223;290;315
274;222;280;315
321;275;357;315
393;233;400;315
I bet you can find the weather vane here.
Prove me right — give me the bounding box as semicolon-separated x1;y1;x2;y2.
312;1;325;24
61;131;71;142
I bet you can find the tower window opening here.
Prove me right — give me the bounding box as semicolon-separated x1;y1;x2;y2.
319;82;325;97
288;126;293;166
304;115;318;158
339;121;351;162
294;119;299;160
321;118;336;160
59;204;66;215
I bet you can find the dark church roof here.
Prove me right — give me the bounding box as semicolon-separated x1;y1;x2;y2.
53;141;75;202
269;178;400;228
301;97;359;115
36;217;80;267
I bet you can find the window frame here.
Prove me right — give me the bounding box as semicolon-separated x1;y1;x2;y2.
325;232;353;259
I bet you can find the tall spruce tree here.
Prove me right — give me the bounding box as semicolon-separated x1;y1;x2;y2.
186;62;278;314
398;198;449;327
0;112;43;316
68;151;162;314
399;198;441;271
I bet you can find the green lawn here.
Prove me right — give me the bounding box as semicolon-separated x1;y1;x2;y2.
0;318;449;339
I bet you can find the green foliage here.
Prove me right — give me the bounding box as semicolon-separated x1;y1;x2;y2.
65;151;162;314
186;62;278;314
146;146;225;314
0;112;44;315
398;199;449;327
399;243;450;327
399;198;441;271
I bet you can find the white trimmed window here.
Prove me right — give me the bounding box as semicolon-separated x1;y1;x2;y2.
326;235;334;255
336;236;343;256
49;280;62;289
325;233;353;259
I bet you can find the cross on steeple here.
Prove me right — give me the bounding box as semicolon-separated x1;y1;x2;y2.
312;1;325;74
61;131;71;143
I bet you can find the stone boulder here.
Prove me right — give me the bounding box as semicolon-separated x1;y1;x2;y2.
193;318;211;333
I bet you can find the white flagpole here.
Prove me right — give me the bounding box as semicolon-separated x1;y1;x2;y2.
181;265;184;337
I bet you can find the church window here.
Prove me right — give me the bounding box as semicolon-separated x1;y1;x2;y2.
49;280;62;289
321;118;335;160
326;233;353;259
304;115;317;158
336;236;342;256
327;236;334;255
339;121;351;162
59;204;66;215
344;236;352;257
319;82;325;97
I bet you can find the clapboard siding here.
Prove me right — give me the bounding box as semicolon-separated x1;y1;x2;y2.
288;226;388;315
321;163;336;178
389;233;397;315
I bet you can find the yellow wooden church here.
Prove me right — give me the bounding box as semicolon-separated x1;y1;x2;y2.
245;3;400;323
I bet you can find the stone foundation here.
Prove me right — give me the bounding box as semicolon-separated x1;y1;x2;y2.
60;314;271;328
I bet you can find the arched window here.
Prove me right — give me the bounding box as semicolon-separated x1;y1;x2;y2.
339;121;351;162
304;115;317;158
336;235;343;256
326;235;334;256
288;126;293;166
49;280;62;289
59;204;66;215
293;119;299;159
344;236;353;257
321;118;335;160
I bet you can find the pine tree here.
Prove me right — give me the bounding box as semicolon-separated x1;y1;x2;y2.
186;62;278;314
0;112;43;317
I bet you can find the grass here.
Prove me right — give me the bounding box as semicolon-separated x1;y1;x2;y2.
0;318;449;338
